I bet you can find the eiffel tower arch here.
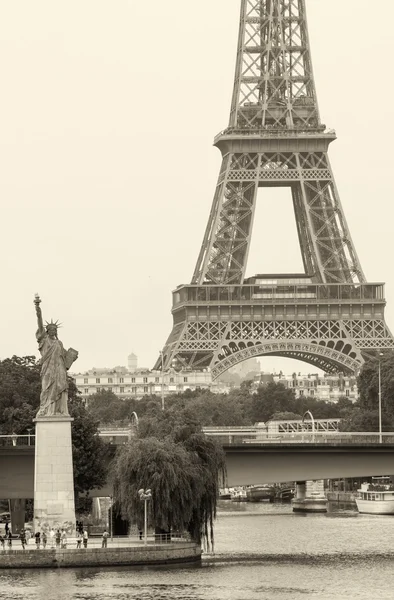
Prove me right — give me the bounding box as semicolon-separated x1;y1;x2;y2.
155;0;394;377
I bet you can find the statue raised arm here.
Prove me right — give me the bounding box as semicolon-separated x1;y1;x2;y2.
33;294;78;417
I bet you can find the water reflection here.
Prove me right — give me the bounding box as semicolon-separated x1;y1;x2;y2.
1;502;394;600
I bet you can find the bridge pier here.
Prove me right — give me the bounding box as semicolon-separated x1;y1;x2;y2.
292;480;327;513
9;499;25;534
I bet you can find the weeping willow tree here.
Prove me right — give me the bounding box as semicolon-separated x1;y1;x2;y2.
113;409;226;548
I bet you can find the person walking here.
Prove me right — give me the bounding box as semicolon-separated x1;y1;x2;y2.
101;529;109;548
0;534;5;550
76;530;82;549
7;530;12;549
55;529;61;548
35;530;41;550
49;527;55;548
19;529;26;550
83;529;88;548
42;531;47;549
4;522;9;536
61;529;67;549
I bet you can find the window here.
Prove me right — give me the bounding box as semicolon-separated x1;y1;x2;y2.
84;378;88;384
309;390;314;396
155;377;159;383
183;377;188;383
170;377;174;383
299;390;304;396
143;377;148;383
84;388;89;394
108;387;112;392
144;386;148;393
96;388;100;393
96;378;100;384
131;377;135;383
119;377;124;384
120;387;125;393
108;378;113;384
132;387;137;393
346;389;350;397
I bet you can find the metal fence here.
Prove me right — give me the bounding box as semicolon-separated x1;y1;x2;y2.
0;434;35;447
204;431;394;445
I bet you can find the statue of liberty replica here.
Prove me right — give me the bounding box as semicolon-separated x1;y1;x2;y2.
33;294;78;534
34;294;78;416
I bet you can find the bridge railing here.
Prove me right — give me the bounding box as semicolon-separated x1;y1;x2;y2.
204;431;394;445
0;434;35;447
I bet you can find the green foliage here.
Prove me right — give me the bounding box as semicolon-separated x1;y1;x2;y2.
114;408;226;545
339;408;393;432
0;355;108;498
0;356;41;434
357;351;394;415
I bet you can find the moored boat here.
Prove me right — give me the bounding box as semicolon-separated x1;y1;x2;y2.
246;485;275;503
231;488;248;502
356;478;394;515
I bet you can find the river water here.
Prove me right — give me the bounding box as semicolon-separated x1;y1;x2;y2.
1;501;394;599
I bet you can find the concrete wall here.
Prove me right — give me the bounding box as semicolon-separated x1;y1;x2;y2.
0;542;201;569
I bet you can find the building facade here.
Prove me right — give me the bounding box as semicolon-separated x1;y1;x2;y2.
253;372;358;403
71;366;225;402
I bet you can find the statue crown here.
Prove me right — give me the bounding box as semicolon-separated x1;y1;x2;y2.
45;319;62;330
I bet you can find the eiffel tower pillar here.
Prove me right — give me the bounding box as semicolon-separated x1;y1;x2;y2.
155;0;394;376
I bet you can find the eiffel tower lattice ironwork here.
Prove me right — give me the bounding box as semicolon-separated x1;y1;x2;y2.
155;0;394;378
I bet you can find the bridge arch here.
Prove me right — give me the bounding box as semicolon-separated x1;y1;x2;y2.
211;339;362;380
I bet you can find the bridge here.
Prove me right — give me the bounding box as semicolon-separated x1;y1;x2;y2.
1;430;394;497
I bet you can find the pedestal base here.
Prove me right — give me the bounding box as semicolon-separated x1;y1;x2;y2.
34;416;76;534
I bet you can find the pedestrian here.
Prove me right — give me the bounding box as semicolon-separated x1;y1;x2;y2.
49;527;55;548
42;531;47;549
4;522;9;535
35;530;40;549
83;529;88;548
7;530;12;549
76;530;82;549
61;529;67;549
139;530;143;540
55;529;61;548
0;534;4;550
19;529;26;550
101;529;109;548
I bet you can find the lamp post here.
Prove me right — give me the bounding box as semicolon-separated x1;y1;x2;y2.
27;428;32;446
138;488;152;545
109;495;113;542
378;351;384;444
302;410;315;442
160;350;165;411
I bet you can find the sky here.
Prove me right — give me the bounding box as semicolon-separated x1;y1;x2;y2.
1;0;394;376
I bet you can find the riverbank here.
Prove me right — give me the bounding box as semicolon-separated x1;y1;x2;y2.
0;541;201;569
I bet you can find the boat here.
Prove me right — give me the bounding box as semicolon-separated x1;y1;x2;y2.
246;485;275;503
230;488;248;502
356;477;394;515
218;488;232;500
275;487;295;503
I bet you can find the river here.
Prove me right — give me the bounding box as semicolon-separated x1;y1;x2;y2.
1;501;394;599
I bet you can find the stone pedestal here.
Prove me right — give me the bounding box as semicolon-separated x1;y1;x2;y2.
34;416;75;534
292;479;328;513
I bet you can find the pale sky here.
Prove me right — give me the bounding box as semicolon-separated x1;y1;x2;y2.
1;1;394;376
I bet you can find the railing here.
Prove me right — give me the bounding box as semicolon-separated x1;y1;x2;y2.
214;127;336;144
204;431;394;445
173;283;385;307
0;435;35;447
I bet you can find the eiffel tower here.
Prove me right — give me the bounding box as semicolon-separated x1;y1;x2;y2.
155;0;394;378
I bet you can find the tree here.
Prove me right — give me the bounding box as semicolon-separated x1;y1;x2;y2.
357;352;394;415
0;356;41;434
339;408;393;432
251;382;297;422
0;355;108;501
114;409;226;546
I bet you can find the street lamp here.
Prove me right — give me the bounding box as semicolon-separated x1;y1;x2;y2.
378;351;384;444
138;488;152;545
159;350;165;411
27;428;32;446
302;410;315;442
